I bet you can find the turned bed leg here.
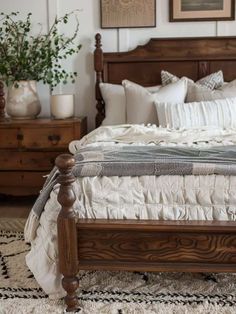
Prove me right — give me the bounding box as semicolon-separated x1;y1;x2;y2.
56;154;79;312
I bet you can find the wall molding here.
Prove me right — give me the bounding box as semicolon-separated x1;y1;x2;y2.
118;29;130;52
47;0;58;28
47;0;62;94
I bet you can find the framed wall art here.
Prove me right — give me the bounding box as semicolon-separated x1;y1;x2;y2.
170;0;235;22
100;0;156;28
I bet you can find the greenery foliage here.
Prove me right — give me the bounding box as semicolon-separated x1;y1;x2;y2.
0;11;81;88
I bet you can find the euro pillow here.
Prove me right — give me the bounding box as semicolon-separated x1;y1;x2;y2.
155;97;236;129
187;79;236;102
100;83;126;126
123;78;188;125
100;82;162;125
161;70;224;90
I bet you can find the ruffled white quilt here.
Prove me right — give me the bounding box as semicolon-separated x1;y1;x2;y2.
25;125;236;299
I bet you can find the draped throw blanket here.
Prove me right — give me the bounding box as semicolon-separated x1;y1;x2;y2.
24;144;236;242
75;145;236;176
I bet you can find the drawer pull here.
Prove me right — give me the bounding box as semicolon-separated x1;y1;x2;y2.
17;133;24;141
48;134;61;145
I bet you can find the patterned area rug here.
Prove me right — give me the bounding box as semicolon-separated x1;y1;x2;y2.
1;230;236;314
0;218;26;232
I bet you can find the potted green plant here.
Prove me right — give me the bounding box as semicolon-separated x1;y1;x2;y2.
0;11;81;119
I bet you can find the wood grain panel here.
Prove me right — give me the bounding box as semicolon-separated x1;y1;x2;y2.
78;229;236;265
210;60;236;82
103;37;236;61
77;219;236;232
107;61;198;85
0;171;47;187
20;127;73;150
0;171;47;195
0;128;19;148
79;261;236;273
0;186;41;196
77;220;236;273
0;151;60;171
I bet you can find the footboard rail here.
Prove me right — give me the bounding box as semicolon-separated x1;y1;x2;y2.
56;154;236;312
77;219;236;273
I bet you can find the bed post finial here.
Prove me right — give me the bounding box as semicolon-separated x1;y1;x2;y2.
95;33;102;49
0;81;6;120
94;33;105;127
56;154;79;312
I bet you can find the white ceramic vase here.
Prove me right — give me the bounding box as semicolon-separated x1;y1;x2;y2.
50;94;74;119
6;80;41;119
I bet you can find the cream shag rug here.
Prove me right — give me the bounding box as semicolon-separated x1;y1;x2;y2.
1;230;236;314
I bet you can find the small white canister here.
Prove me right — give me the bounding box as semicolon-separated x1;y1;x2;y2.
50;94;74;119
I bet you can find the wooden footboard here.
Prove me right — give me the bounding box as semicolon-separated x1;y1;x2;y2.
77;219;236;273
56;154;236;312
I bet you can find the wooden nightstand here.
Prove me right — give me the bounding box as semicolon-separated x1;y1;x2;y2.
0;117;87;196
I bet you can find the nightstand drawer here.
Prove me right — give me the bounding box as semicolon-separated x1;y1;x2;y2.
0;128;19;148
0;126;74;149
0;171;48;196
18;127;74;150
0;171;47;188
0;117;87;196
0;151;60;171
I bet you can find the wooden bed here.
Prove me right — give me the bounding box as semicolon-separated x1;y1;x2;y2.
55;34;236;312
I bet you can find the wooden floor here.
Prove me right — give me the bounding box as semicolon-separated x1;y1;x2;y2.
0;194;36;218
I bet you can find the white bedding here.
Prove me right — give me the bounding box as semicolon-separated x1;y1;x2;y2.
25;124;236;299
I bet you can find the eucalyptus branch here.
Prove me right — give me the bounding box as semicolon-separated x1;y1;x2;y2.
0;11;81;89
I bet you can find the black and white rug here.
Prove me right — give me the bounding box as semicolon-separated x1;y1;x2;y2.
1;230;236;314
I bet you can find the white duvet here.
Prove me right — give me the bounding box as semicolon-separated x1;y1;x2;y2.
25;124;236;299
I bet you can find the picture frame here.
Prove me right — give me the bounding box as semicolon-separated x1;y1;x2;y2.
170;0;235;22
100;0;156;29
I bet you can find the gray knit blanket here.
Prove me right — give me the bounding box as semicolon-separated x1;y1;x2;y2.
31;145;236;218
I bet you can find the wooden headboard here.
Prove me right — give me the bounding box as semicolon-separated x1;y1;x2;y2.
94;33;236;127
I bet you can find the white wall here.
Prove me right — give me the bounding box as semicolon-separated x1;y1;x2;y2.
1;0;236;130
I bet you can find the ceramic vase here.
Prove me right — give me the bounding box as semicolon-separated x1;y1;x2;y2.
6;80;41;119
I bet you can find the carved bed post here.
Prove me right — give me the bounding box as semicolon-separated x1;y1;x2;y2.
0;81;6;120
94;33;105;127
56;154;79;312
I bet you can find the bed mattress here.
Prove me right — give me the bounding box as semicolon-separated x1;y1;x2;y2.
56;174;236;220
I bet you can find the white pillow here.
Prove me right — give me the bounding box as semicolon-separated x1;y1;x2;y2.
100;83;126;126
100;82;162;125
155;97;236;129
161;70;224;90
187;79;236;102
123;79;188;125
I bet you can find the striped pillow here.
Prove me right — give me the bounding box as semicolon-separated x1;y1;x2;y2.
155;97;236;129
